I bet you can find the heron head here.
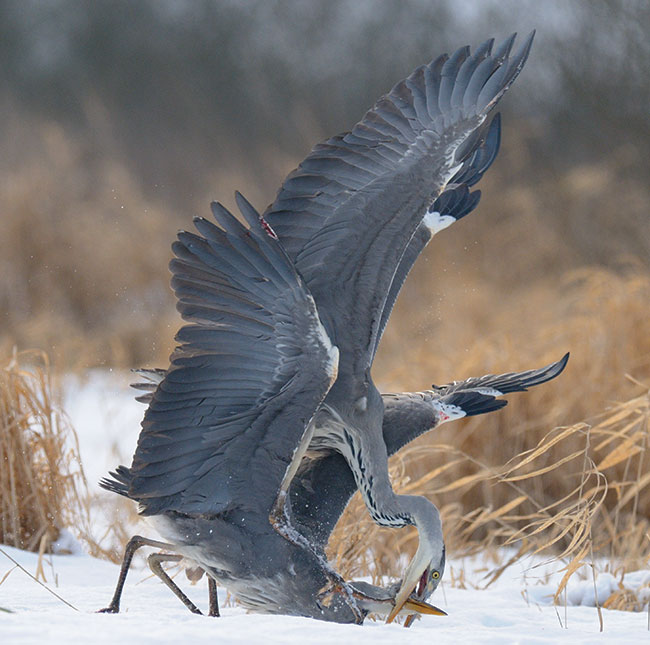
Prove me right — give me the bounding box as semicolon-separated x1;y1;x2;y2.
347;579;446;620
386;537;446;623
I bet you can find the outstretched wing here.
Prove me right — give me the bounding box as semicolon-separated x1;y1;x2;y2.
430;352;570;398
101;194;338;517
382;352;570;446
289;353;568;547
372;112;501;359
265;34;534;381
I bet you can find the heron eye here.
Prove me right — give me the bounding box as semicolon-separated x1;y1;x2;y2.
432;571;440;580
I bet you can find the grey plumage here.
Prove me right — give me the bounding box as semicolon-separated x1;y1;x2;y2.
264;34;534;366
100;33;567;624
373;112;501;359
104;194;338;519
288;354;569;550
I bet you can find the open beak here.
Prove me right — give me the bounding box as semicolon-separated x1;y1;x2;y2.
348;583;446;622
386;557;430;623
402;597;447;617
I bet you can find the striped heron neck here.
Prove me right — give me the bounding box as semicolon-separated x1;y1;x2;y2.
310;402;446;622
311;405;442;533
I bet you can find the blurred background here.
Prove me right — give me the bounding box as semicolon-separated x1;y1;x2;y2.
1;0;649;587
1;0;648;372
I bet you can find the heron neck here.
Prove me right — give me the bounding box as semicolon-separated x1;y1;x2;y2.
344;417;440;539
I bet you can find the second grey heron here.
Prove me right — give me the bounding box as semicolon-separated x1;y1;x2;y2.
100;32;568;623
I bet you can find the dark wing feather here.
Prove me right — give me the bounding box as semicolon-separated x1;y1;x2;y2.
371;112;501;358
130;368;166;404
101;194;338;516
431;353;569;397
290;353;568;547
264;34;534;380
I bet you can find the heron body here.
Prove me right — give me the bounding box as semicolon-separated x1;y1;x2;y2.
144;509;361;620
100;33;569;623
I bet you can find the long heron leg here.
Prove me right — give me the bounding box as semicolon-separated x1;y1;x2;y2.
185;566;219;617
98;534;176;613
207;575;220;617
147;553;205;615
268;420;364;624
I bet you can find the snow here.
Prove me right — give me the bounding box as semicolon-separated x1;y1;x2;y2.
2;546;648;644
1;372;648;643
527;569;650;610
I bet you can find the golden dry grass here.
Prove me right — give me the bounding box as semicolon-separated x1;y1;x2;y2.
0;123;180;369
330;267;650;613
0;350;122;563
1;120;648;372
0;350;89;553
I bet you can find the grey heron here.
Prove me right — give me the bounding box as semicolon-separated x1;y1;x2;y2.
100;32;568;623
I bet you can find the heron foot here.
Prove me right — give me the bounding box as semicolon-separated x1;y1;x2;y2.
147;552;204;615
317;580;366;625
100;534;173;615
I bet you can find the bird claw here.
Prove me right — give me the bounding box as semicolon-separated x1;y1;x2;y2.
316;579;346;608
316;587;337;609
317;577;365;623
97;605;119;614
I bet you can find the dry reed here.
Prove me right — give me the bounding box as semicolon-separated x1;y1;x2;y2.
1;120;648;372
330;380;650;613
0;350;89;552
0;349;116;562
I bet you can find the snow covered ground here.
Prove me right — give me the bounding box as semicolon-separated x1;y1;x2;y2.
2;544;648;644
1;372;648;643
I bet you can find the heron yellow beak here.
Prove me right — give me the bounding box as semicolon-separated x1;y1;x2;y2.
402;597;447;617
386;548;432;624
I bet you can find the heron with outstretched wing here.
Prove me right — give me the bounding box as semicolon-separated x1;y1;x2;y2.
100;33;568;624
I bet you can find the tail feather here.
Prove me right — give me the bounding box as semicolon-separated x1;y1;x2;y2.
99;465;133;498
